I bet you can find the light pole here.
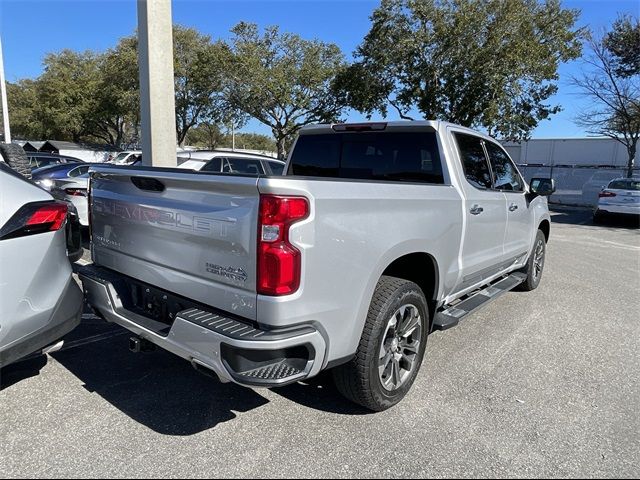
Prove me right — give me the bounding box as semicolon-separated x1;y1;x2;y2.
0;35;12;144
137;0;177;167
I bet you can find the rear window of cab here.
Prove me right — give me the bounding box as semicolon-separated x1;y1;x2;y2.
290;132;444;184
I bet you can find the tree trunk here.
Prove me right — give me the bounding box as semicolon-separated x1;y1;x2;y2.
627;141;637;178
177;127;186;147
275;133;287;160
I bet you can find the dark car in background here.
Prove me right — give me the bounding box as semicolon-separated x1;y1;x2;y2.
27;152;84;169
32;163;91;191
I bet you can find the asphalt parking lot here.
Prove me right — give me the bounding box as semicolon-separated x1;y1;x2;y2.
1;207;639;478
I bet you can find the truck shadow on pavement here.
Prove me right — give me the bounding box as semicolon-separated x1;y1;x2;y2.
46;318;369;436
50;329;270;436
271;371;370;416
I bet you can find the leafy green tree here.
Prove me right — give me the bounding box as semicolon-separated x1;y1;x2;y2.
573;27;640;178
604;15;640;78
36;49;102;143
91;36;140;147
8;25;232;147
337;0;583;140
233;132;277;152
114;26;233;146
172;27;233;146
185;122;226;149
7;79;43;139
185;123;276;153
228;22;347;158
8;47;138;146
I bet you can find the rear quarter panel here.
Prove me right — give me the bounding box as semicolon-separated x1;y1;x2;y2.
0;171;76;353
256;177;463;364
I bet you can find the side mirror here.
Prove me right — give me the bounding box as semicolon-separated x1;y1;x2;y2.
530;177;556;196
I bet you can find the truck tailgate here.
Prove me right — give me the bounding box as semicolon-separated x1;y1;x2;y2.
89;167;259;320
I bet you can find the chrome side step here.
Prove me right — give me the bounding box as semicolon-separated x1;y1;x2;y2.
433;272;527;331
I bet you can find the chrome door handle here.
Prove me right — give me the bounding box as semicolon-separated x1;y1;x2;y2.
509;203;518;212
470;205;484;215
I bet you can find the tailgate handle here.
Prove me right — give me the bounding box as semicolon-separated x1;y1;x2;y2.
131;177;165;192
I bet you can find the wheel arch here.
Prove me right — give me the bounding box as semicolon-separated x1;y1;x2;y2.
381;252;439;302
539;219;550;242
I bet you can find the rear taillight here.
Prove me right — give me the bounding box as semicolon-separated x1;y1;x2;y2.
0;201;68;240
65;188;88;197
599;191;617;198
257;195;309;296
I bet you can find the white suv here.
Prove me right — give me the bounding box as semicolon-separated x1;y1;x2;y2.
177;150;285;175
0;162;82;367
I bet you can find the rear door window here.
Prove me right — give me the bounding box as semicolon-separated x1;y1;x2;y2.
201;158;222;172
222;158;265;175
290;135;340;177
69;165;90;177
267;161;285;175
290;131;444;183
454;133;492;189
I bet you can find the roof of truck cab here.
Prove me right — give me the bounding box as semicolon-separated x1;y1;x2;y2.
299;121;498;142
300;120;441;133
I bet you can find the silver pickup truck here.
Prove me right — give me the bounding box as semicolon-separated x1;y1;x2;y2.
80;121;554;411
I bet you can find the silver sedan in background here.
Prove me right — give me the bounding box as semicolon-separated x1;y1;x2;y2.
53;173;91;227
594;178;640;222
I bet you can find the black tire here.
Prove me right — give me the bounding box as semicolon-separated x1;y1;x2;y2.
0;143;32;179
593;210;605;224
516;229;547;292
332;276;429;412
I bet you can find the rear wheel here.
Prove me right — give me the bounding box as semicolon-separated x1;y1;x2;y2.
516;229;547;292
593;210;605;224
0;143;31;179
333;276;429;411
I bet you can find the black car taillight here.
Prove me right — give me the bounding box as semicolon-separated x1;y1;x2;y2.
0;201;68;240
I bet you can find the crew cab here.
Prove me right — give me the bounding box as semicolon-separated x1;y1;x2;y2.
80;121;554;411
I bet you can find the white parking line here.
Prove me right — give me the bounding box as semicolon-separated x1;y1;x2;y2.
553;235;640;251
75;259;91;266
603;240;640;251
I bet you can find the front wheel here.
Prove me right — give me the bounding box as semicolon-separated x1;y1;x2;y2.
516;229;547;292
332;276;429;411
